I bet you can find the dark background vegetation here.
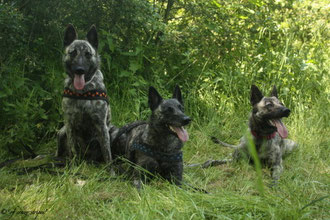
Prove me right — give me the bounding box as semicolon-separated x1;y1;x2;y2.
0;1;329;219
0;0;328;157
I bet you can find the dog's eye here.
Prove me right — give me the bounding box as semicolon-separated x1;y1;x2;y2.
266;103;273;108
85;52;92;58
69;50;77;57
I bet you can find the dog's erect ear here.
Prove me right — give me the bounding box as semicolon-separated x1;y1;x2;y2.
148;86;163;111
64;24;77;47
172;85;183;105
87;25;98;50
270;85;278;98
250;85;264;105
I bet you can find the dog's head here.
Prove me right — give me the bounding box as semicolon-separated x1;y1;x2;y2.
63;24;100;90
148;85;191;142
250;85;290;138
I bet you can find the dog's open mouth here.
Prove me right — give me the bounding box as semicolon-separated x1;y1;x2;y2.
269;119;288;138
74;74;85;90
168;125;189;142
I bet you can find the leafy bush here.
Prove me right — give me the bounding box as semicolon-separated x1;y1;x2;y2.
0;0;328;156
0;3;26;62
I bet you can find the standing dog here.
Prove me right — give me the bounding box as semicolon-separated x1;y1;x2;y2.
110;86;191;188
198;85;297;182
57;24;112;164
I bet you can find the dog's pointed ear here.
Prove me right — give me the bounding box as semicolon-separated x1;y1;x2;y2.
64;24;77;47
250;85;264;105
270;85;278;98
172;85;183;105
148;86;163;111
87;25;98;50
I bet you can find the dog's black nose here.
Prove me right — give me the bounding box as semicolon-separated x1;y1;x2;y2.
282;108;291;117
74;67;86;75
182;116;191;126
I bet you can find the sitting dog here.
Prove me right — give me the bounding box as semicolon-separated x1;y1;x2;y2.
110;86;191;188
57;24;112;164
196;85;298;182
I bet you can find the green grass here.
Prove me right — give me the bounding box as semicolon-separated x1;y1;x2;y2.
1;0;329;219
0;93;329;220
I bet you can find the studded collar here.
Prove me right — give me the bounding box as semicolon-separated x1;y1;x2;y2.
63;87;109;103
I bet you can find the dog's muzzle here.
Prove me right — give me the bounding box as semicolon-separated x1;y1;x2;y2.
281;108;291;117
73;67;86;75
182;116;191;126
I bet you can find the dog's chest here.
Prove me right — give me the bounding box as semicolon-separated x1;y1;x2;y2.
141;128;183;152
62;98;108;125
127;126;183;162
255;137;281;160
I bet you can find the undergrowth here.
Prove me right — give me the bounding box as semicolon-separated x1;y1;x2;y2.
0;0;329;219
0;88;329;219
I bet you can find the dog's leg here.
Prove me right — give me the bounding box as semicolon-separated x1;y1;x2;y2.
97;124;112;163
281;139;298;156
269;147;283;186
131;169;146;191
132;158;159;190
65;126;77;158
97;125;116;176
270;161;283;187
164;163;209;193
161;162;183;185
93;105;113;164
133;177;143;191
57;126;67;157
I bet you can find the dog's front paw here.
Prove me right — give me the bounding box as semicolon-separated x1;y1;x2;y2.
109;167;116;177
133;179;143;191
268;179;278;188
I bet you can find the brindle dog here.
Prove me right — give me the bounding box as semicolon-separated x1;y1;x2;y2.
57;24;112;164
191;85;297;183
110;86;191;188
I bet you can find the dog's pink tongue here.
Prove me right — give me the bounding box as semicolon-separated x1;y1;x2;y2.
273;119;288;138
73;74;85;90
171;126;189;142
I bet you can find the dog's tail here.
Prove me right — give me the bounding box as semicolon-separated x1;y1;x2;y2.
186;159;232;168
211;136;237;149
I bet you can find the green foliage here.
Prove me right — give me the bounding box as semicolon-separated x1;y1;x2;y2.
0;0;328;156
0;2;26;62
0;1;329;218
0;63;62;157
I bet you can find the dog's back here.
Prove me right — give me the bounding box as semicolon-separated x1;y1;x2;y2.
110;121;147;159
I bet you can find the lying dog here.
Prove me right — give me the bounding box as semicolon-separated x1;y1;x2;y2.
57;24;112;164
110;86;191;188
194;85;297;183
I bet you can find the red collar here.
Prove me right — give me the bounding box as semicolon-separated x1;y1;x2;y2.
251;130;277;140
63;88;109;103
